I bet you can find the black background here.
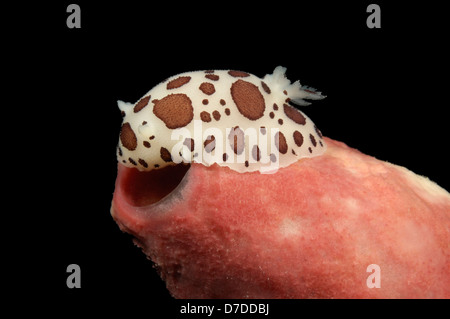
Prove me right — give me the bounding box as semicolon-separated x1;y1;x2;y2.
9;1;448;316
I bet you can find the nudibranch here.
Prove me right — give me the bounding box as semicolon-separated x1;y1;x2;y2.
117;66;326;173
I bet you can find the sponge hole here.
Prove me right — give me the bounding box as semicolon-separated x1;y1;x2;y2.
121;164;190;207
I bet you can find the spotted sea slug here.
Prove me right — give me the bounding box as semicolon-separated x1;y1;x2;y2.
117;66;326;173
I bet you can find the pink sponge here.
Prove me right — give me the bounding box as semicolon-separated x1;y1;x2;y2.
111;137;450;298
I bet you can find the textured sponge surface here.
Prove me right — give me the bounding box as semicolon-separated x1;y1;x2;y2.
111;137;450;298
